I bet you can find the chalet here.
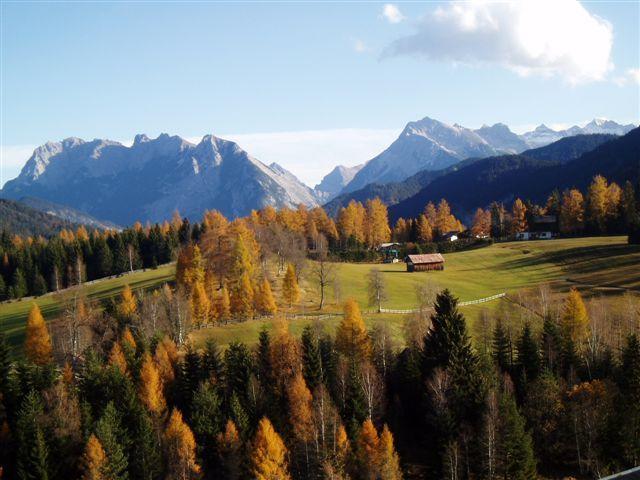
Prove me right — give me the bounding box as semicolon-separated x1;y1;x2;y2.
441;231;459;242
378;242;401;263
405;253;445;272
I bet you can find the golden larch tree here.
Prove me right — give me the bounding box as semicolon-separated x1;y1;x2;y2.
282;264;300;308
190;281;211;328
561;288;590;344
357;419;380;480
216;286;231;323
24;304;52;366
139;352;166;416
471;208;491;238
154;339;176;385
560;189;585;234
250;417;291;480
511;198;528;234
231;272;254;319
365;198;391;248
335;299;371;361
417;215;433;243
587;175;608;232
377;425;403;480
121;326;137;351
256;277;278;316
217;420;243;480
108;341;128;375
605;181;622;221
287;373;314;444
80;434;107;480
118;285;138;319
163;409;201;480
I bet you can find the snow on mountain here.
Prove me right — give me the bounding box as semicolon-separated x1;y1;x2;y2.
341;117;502;194
1;134;319;225
474;123;529;154
521;119;636;148
314;164;363;201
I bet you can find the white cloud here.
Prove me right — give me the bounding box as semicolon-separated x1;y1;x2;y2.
384;0;614;84
613;68;640;86
381;4;405;24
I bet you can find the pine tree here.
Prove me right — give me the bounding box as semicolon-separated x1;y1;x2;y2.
201;339;223;383
231;272;254;320
80;434;108;480
12;268;28;298
282;264;300;308
250;417;291;480
0;332;12;392
616;334;640;466
496;392;537;480
15;392;50;480
335;299;370;361
94;403;128;480
190;382;223;473
163;408;201;480
560;288;589;344
256;277;278;316
516;323;540;383
377;425;403;480
24;304;52;366
357;419;380;480
492;319;511;373
301;326;323;390
138;352;166;416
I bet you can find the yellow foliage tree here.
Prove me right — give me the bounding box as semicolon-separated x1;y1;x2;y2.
256;277;278;316
250;417;291;480
365;198;391;248
417;214;433;243
139;352;166;415
471;208;491;238
216;286;231;323
335;299;371;361
108;341;128;375
118;285;138;319
287;373;314;444
163;409;201;480
80;434;107;480
217;420;243;479
587;175;608;232
24;304;52;366
561;288;590;344
282;264;300;308
560;189;585;234
377;425;403;480
121;326;137;351
511;198;528;234
231;272;254;319
358;419;380;480
154;337;177;385
190;281;211;328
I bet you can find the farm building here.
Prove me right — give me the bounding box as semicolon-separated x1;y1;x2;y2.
378;242;401;263
405;253;445;272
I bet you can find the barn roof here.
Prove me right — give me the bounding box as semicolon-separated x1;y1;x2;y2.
406;253;445;264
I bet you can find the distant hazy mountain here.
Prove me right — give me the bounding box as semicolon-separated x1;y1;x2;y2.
342;117;502;194
314;164;363;201
388;128;640;222
1;134;318;225
0;198;82;237
325;133;614;217
474;123;529;153
18;196;120;230
521;119;635;148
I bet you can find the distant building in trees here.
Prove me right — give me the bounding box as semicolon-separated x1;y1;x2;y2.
377;242;401;263
405;253;445;272
440;231;459;242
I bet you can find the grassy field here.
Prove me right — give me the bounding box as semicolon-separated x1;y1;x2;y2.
0;264;174;351
3;236;639;354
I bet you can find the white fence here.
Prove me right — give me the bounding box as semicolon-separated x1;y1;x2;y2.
378;292;506;314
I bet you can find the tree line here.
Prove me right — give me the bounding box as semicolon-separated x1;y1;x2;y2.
1;280;639;479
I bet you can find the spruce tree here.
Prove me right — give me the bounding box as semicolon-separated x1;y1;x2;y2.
492;319;511;374
0;332;11;393
541;317;562;373
95;402;129;480
202;339;223;383
516;323;540;384
616;334;640;466
15;392;50;480
301;325;323;391
496;392;537;480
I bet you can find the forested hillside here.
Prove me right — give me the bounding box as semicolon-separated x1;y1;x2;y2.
0;199;80;237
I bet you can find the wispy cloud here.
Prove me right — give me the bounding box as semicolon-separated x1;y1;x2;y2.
383;0;613;85
353;38;368;53
613;68;640;86
381;4;405;24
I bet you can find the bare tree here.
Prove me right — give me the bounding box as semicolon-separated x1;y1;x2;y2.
358;361;385;421
367;268;388;313
52;287;95;364
310;235;336;310
162;284;192;345
370;322;394;379
416;279;441;312
139;288;166;339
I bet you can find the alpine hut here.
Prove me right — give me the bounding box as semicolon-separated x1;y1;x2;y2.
405;253;445;272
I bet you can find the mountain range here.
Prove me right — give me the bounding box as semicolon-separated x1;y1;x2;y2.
1;117;635;226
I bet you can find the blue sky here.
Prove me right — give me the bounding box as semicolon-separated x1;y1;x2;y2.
1;1;639;186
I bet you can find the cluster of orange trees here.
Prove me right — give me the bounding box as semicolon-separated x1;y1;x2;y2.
392;199;465;243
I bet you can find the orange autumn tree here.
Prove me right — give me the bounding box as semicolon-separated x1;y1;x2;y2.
255;277;278;316
335;299;371;361
471;208;491;238
163;409;200;480
377;425;403;480
358;419;380;480
511;198;528;234
282;264;300;308
80;434;108;480
24;304;52;365
139;352;166;416
561;288;590;344
365;198;391;248
217;420;243;480
190;281;211;327
287;373;314;445
231;272;254;319
417;215;433;243
250;417;291;480
121;327;137;351
118;285;138;320
215;286;231;323
108;341;128;375
154;337;176;385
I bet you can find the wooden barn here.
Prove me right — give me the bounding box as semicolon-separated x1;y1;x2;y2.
405;253;445;272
